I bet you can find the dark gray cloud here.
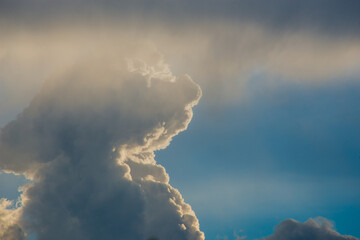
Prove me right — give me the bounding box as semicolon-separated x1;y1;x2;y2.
1;0;360;35
264;218;359;240
0;58;203;240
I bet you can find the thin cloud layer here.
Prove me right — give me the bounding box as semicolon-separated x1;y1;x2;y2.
1;22;360;117
264;218;359;240
2;0;360;35
0;57;203;240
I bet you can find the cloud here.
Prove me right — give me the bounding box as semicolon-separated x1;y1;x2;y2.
0;56;203;240
1;2;360;239
1;21;359;119
263;217;359;240
1;0;360;35
0;199;25;240
0;1;359;128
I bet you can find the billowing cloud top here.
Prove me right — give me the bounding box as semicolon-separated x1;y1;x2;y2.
0;57;203;240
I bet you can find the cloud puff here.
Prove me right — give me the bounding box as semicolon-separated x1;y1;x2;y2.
0;57;203;240
264;217;359;240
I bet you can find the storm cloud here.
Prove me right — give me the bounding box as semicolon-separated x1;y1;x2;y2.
0;57;203;240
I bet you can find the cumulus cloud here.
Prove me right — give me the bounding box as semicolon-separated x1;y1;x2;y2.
0;56;203;240
264;217;359;240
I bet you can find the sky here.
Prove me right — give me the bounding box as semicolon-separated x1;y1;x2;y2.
0;1;360;240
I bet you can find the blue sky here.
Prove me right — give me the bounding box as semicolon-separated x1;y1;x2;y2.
156;71;360;239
